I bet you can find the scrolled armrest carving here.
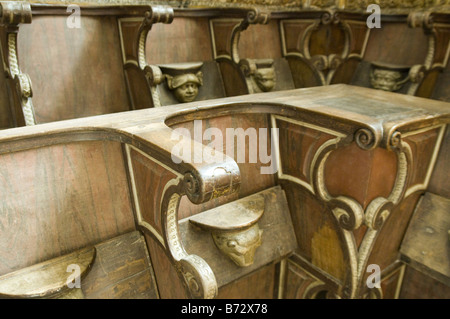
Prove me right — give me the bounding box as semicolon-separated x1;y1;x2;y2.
0;1;35;126
230;7;271;64
0;1;32;25
131;125;241;298
183;161;240;205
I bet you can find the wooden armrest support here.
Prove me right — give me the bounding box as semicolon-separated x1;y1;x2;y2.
181;186;297;288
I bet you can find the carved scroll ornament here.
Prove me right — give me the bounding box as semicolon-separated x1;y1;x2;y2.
0;1;35;126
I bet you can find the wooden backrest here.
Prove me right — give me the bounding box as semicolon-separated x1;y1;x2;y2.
19;15;130;124
0;139;135;275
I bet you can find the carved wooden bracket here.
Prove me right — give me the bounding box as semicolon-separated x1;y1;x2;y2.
0;1;35;126
124;124;241;298
210;8;273;95
118;5;174;109
405;11;450;97
189;193;264;267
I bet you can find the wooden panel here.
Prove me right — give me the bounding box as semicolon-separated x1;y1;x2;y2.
129;147;179;236
309;23;346;57
0;59;12;129
364;22;428;66
82;231;159;299
277;118;335;184
218;59;248;97
428;125;450;198
283;261;320;299
404;127;440;189
325;142;397;210
239;20;282;60
217;263;276;299
400;192;450;286
286;56;322;88
281;181;347;282
144;233;188;299
146;17;213;64
124;64;154;110
399;266;450;299
379;265;404;299
18;16;130;123
366;193;422;271
0;140;135;275
431;60;450;102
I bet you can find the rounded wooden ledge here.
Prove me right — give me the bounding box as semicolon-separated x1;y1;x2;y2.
189;193;265;232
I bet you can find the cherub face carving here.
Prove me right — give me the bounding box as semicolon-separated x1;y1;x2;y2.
166;71;203;103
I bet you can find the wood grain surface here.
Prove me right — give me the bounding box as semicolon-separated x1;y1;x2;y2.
0;140;135;275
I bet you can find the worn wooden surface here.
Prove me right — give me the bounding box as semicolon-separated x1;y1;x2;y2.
399;266;450;299
217;263;277;299
18;16;130;123
400;192;450;287
0;246;95;298
0;140;135;275
82;231;159;299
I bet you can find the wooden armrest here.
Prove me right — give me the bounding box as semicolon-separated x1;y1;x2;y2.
0;247;95;299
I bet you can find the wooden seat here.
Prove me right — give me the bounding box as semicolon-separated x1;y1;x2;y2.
400;192;450;287
0;231;158;299
0;246;95;299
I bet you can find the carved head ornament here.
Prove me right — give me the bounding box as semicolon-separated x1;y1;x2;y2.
189;194;265;267
212;224;263;267
159;63;204;103
240;58;277;93
370;62;409;92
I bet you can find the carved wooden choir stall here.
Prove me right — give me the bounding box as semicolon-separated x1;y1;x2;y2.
0;0;449;299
